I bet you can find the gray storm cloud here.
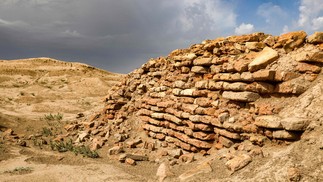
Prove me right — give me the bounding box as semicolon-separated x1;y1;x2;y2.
0;0;237;73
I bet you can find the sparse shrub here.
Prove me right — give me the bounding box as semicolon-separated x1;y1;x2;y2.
73;145;99;158
44;113;63;121
5;167;33;175
50;139;74;152
42;127;53;137
49;139;99;158
32;137;47;149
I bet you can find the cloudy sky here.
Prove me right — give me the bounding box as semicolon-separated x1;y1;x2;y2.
0;0;322;73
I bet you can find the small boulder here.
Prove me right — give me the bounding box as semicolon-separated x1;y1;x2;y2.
108;146;124;155
125;158;136;166
255;115;283;129
281;117;310;131
276;31;307;52
225;154;252;172
307;32;323;44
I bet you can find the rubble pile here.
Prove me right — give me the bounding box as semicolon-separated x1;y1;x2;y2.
66;31;322;165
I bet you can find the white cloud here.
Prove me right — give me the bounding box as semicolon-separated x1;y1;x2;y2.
0;18;28;28
298;0;323;31
312;16;323;30
61;29;82;38
172;0;236;37
257;2;288;24
235;23;254;35
282;25;289;33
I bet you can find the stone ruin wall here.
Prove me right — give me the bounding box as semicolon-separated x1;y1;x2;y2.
91;31;323;152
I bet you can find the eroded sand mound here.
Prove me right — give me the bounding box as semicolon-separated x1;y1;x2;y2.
0;57;123;135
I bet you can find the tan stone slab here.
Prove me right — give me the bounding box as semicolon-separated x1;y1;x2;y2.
281;117;310;131
191;66;208;73
214;128;241;140
272;130;299;140
222;91;260;102
255;115;283;129
307;32;323;44
248;47;279;72
193;57;213;66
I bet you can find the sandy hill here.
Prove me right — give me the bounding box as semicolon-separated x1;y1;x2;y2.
0;57;123;135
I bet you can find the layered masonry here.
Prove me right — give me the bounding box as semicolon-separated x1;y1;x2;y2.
74;31;323;152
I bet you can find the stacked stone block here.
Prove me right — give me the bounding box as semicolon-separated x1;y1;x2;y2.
97;31;323;152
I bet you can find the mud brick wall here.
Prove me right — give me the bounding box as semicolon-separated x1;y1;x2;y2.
98;31;323;152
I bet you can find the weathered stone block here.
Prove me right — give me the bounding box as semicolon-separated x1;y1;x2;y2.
195;80;209;89
307;32;323;44
194;97;212;107
214;128;241;140
174;80;186;88
255;115;283;129
246;82;275;93
224;82;248;91
252;70;275;81
263;35;276;47
193;132;216;140
151;113;164;119
234;59;250;72
274;79;308;94
218;112;229;123
248;47;279;72
281;117;310;131
191;66;208;73
108;146;124;155
296;62;321;73
223;122;244;132
181;66;191;73
172;88;182;96
193;90;208;97
274;71;300;81
219;136;233;148
180;89;196;96
182;104;199;114
193;57;212;66
208;81;223;90
308;52;323;63
189;115;201;122
164;114;183;125
225;154;252;172
240;72;254;81
173;53;197;61
272;130;299;140
143;124;163;133
277;31;307;52
157;101;175;108
245;42;265;51
222;91;260;102
210;65;222;73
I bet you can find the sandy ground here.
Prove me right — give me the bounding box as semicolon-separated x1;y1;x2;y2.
0;146;143;182
0;58;122;134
